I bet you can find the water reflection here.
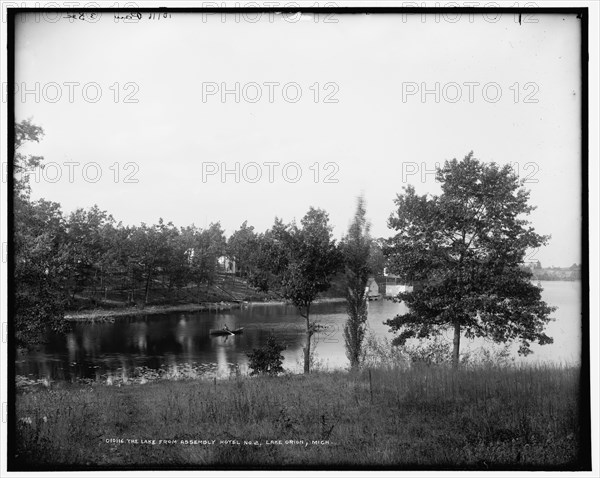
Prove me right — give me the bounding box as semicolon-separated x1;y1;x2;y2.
15;281;581;381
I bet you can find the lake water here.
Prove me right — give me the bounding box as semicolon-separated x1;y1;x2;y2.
16;281;582;382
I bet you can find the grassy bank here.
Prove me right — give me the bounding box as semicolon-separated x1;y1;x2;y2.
13;364;585;470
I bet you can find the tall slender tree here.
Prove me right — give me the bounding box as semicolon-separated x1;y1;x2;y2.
341;196;371;369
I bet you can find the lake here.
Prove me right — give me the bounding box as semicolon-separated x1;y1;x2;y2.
16;281;582;382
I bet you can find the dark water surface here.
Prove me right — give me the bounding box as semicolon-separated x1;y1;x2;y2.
16;281;581;381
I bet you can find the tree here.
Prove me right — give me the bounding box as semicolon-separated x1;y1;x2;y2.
340;196;371;369
384;152;556;366
64;205;114;302
14;120;71;347
245;220;289;295
128;223;162;305
180;223;226;302
367;238;386;277
249;208;342;374
227;221;257;278
14;119;45;197
162;226;191;298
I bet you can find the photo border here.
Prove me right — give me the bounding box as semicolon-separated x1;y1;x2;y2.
3;4;592;473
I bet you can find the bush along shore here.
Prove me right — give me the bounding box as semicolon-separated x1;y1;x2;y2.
14;363;584;470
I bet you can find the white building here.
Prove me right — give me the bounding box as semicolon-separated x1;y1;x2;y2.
382;269;413;297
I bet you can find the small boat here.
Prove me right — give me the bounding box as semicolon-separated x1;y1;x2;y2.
209;328;244;336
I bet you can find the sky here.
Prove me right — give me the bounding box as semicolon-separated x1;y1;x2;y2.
12;11;583;267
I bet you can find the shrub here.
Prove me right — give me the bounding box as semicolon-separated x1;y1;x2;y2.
246;335;285;376
361;331;517;369
404;336;453;365
360;331;409;369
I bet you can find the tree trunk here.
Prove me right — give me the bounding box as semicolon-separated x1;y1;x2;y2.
144;270;152;305
303;309;311;374
129;265;135;304
452;322;461;367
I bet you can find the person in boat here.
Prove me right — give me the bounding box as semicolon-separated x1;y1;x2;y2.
222;324;231;332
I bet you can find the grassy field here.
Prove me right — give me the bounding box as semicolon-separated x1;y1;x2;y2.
13;364;586;470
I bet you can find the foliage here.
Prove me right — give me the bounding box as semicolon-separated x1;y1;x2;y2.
14;120;70;347
340;196;371;369
367;239;386;277
64;206;115;302
276;209;342;311
227;221;258;278
360;332;410;370
362;332;521;370
245;208;342;373
385;152;556;366
403;336;453;366
246;335;286;376
14;118;45;197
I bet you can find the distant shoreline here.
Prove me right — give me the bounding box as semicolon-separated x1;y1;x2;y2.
63;280;579;322
64;302;242;321
64;297;347;322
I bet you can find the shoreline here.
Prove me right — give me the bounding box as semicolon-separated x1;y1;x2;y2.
64;297;346;321
64;302;242;321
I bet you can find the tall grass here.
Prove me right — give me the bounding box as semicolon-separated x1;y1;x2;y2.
14;362;584;469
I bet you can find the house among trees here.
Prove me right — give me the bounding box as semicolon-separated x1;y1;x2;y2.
382;268;414;297
218;256;236;274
